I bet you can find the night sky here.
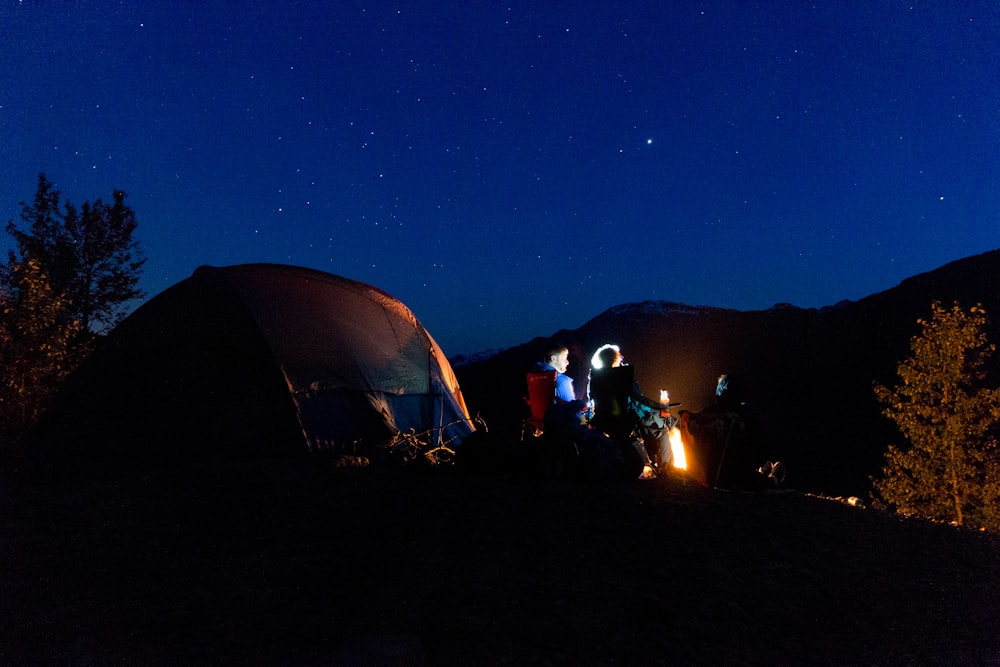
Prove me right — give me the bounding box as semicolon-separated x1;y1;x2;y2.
3;2;998;355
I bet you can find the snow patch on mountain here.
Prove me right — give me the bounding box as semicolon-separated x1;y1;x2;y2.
602;301;721;318
449;348;505;368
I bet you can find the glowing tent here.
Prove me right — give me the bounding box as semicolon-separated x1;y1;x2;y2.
32;264;473;468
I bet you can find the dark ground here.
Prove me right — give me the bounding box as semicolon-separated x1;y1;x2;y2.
2;463;1000;666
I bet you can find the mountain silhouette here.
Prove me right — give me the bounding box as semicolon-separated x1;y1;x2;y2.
454;249;1000;497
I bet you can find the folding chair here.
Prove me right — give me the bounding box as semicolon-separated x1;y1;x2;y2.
524;370;557;436
588;365;636;441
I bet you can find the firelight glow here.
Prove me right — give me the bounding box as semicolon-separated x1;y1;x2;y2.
669;427;687;470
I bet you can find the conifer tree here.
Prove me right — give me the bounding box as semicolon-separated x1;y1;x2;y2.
873;301;1000;530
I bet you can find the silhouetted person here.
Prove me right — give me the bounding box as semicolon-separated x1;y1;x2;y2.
588;344;672;478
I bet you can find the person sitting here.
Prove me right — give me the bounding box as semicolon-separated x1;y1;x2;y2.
531;344;577;403
588;344;673;478
534;345;589;430
525;345;598;477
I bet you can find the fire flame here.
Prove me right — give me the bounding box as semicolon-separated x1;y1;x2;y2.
668;426;686;470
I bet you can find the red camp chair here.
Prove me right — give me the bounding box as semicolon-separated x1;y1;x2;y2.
524;370;557;436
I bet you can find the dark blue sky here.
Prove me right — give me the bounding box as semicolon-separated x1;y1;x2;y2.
3;2;998;355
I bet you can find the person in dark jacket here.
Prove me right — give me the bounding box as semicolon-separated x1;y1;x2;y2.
588;344;673;477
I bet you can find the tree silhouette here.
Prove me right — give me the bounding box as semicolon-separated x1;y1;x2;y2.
5;173;146;339
0;174;146;450
873;301;1000;530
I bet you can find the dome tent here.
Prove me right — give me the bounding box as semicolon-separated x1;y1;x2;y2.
32;264;474;469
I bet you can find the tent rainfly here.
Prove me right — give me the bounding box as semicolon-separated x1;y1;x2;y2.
32;264;474;468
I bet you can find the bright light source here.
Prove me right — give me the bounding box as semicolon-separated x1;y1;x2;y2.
591;343;620;369
669;426;686;470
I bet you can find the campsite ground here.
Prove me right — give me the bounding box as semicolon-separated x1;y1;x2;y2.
3;463;1000;665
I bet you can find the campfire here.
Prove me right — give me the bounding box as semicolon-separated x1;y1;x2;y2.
659;389;686;471
668;426;686;470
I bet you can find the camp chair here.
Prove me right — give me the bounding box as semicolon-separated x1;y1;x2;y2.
588;365;636;441
524;370;557;436
589;364;655;477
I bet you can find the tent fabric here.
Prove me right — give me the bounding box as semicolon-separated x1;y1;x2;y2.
212;264;472;452
32;264;473;467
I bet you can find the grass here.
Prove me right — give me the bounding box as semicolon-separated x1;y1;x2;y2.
2;463;1000;665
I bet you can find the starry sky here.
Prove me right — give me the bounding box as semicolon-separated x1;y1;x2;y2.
2;2;998;355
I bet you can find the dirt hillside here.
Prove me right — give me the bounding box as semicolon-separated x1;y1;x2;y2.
3;465;999;665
